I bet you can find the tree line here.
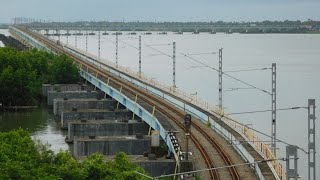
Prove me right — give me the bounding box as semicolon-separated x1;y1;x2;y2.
0;47;80;106
0;129;149;179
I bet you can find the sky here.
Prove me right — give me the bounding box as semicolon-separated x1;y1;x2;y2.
0;0;320;23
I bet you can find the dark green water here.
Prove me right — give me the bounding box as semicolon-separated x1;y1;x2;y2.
0;105;69;153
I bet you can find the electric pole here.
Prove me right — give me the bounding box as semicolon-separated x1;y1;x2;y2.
173;42;176;88
116;33;118;67
271;63;277;156
98;31;101;58
139;35;142;77
308;99;316;180
218;48;223;110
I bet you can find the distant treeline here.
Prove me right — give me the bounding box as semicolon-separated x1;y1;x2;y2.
23;20;320;33
0;48;79;106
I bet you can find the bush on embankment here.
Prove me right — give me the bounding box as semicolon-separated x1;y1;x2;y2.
0;47;80;106
0;129;149;180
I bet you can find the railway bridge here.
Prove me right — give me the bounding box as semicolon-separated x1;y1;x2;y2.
10;26;285;180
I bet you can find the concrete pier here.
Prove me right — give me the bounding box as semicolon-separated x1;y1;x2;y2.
67;120;149;142
61;109;137;129
42;84;93;97
138;159;193;177
76;155;193;177
73;135;151;157
47;90;104;106
53;98;117;116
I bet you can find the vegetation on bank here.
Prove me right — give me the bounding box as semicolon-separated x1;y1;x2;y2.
0;47;79;106
0;129;149;179
27;20;320;33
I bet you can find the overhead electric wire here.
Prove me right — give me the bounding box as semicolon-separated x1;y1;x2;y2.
144;44;172;58
184;52;218;56
224;67;271;73
118;39;139;50
227;106;308;115
146;43;172;46
215;112;309;154
179;52;271;95
224;87;256;92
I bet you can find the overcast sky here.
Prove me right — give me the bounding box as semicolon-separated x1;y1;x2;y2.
1;0;320;23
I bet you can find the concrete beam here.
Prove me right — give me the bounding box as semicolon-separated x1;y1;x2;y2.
73;135;151;157
61;109;137;129
67;120;149;142
42;84;93;97
47;90;104;106
53;98;117;116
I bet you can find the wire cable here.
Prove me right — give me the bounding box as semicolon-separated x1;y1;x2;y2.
179;52;271;95
224;67;271;73
215;113;309;154
118;39;139;50
227;106;308;115
146;43;172;46
184;52;218;56
144;44;172;58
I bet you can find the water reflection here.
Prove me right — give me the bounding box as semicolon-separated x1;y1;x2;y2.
0;105;69;153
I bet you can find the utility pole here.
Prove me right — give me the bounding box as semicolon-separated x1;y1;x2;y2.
308;99;316;180
116;33;118;67
173;42;176;88
98;31;101;58
218;48;223;110
75;33;77;48
184;114;191;160
139;35;142;77
271;63;277;156
66;29;69;45
57;23;60;42
85;30;88;52
286;145;299;180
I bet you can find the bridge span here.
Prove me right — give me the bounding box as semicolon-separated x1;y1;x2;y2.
10;26;285;180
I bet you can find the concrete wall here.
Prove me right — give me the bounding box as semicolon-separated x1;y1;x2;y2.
67;120;149;142
61;110;136;129
138;160;193;177
53;98;117;116
42;84;93;97
47;91;104;106
73;136;151;157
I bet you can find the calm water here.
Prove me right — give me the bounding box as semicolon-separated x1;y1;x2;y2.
0;105;69;153
1;29;319;178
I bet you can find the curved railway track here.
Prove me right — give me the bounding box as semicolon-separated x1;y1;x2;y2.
20;27;241;180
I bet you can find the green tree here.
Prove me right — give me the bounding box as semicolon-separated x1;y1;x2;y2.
0;47;80;106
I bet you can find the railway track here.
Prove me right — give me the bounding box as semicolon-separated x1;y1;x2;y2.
20;27;241;180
